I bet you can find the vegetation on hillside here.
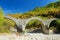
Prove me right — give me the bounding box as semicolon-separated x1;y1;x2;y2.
8;1;60;19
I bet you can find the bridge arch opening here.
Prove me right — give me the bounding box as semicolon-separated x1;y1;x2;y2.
4;18;22;33
25;18;44;33
49;19;60;34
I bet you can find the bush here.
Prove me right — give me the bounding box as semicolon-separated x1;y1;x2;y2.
0;18;16;33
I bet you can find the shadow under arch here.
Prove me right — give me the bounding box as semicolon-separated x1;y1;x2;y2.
49;19;60;34
24;17;45;33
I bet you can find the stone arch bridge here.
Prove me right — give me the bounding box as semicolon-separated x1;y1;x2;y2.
4;15;59;34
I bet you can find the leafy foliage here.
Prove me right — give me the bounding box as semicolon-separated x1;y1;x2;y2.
0;18;16;33
0;7;4;26
0;7;16;33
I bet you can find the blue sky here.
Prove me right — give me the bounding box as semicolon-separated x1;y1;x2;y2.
0;0;57;14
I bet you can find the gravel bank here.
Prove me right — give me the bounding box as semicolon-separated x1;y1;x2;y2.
0;33;60;40
20;33;60;40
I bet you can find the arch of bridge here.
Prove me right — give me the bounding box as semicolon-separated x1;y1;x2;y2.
47;18;59;27
4;15;24;32
4;17;17;25
24;17;44;29
4;15;19;26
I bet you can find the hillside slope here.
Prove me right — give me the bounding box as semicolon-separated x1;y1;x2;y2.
8;1;60;19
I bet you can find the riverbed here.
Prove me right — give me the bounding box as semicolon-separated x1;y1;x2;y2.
0;33;60;40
